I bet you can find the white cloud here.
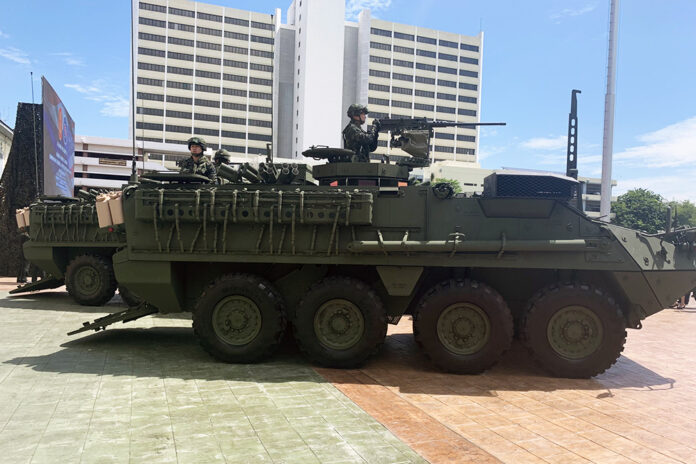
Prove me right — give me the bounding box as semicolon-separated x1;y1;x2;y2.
615;171;696;202
521;135;567;150
0;29;9;39
65;81;129;118
550;4;597;21
614;116;696;168
0;46;30;65
345;0;392;20
52;52;85;67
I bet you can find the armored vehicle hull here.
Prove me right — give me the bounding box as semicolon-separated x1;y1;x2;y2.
96;165;696;378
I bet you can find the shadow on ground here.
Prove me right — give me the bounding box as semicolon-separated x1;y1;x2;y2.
3;322;675;395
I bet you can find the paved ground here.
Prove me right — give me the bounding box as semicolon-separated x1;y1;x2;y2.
1;277;695;463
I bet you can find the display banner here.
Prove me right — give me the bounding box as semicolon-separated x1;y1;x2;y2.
42;77;75;196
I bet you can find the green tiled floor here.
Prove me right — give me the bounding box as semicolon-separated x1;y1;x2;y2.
0;290;426;463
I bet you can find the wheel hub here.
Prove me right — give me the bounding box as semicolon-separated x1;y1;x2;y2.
75;266;100;296
314;299;365;350
212;295;262;346
547;306;603;359
437;303;490;355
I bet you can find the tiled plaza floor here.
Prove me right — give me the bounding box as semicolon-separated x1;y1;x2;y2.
1;277;695;463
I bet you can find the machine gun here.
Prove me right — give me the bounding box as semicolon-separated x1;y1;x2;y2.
375;117;506;165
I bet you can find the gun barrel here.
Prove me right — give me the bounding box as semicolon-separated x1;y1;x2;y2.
376;117;506;132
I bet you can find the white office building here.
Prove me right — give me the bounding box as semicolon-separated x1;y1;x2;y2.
132;0;483;163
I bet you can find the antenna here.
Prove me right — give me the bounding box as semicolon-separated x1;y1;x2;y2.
130;0;138;181
30;72;40;198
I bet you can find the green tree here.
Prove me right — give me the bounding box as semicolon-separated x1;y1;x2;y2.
433;177;462;193
613;188;667;233
666;200;696;228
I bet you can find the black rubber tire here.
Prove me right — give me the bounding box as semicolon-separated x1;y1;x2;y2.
522;282;627;378
65;254;117;306
413;279;514;374
193;273;286;363
293;276;387;368
118;286;142;307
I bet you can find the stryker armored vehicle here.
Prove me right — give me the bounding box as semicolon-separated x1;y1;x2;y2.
12;195;139;306
66;118;696;378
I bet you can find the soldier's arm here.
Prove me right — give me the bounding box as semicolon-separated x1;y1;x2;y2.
207;163;217;182
347;125;378;147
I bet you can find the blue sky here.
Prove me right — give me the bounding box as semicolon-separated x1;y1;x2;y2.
1;0;694;200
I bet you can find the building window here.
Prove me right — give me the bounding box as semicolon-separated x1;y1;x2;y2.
195;83;221;94
458;108;477;116
459;69;479;78
169;36;194;47
416;49;436;58
195;98;220;108
222;116;246;125
167;52;193;61
369;83;390;92
456;147;475;155
249;91;272;100
195;128;219;136
438;79;456;88
138;62;165;72
224;59;247;69
139;2;166;13
434;132;454;140
167;80;192;90
137;92;164;102
459;82;478;91
197;40;222;51
248;133;272;142
222;102;247;111
417;35;436;45
225;45;247;54
370;55;390;65
437;106;456;114
438;66;457;75
391;86;413;95
438;52;457;62
251;21;274;30
393;59;413;68
196;55;221;65
250;63;273;72
138;47;165;58
169;7;195;17
457;134;476;142
166;110;192;119
370;41;391;51
250;77;272;86
460;56;479;65
137;107;164;116
136;122;163;131
393;31;414;41
371;27;391;37
197;12;222;22
369;69;390;78
250;49;273;58
224;73;248;83
139;32;165;43
167;95;193;105
223;88;247;97
460;43;480;52
392;100;412;109
225;31;249;41
415;89;434;98
393;45;414;55
249;105;272;114
416;63;435;72
196;69;221;79
437;92;455;101
139;17;166;28
195;113;220;122
251;35;274;45
414;103;434;111
392;72;413;82
197;26;222;37
168;65;193;76
368;97;389;106
438;39;458;48
166;124;192;133
415;76;435;85
435;145;454;153
225;17;249;26
458;95;477;103
168;22;194;32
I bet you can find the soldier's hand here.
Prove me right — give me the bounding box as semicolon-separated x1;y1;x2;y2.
373;119;381;133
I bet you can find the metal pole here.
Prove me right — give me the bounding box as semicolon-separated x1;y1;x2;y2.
599;0;620;222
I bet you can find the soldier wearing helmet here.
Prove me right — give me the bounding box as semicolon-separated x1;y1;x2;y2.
180;136;217;182
213;148;232;168
342;104;380;162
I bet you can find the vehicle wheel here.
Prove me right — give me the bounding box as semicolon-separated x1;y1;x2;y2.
293;276;387;368
193;273;286;363
413;279;513;374
65;254;117;306
118;286;142;307
522;282;627;378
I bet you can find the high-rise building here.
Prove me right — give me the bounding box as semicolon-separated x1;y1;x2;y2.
0;119;13;175
132;0;483;163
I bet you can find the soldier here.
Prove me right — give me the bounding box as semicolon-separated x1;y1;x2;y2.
213;149;232;168
180;136;217;182
342;104;380;162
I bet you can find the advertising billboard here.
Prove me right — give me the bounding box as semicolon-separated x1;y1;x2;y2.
42;77;75;196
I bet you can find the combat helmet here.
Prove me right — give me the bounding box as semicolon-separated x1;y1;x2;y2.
188;136;207;151
214;148;231;164
347;104;369;118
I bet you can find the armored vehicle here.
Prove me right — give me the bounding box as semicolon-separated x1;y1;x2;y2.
12;196;139;306
66;120;696;378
